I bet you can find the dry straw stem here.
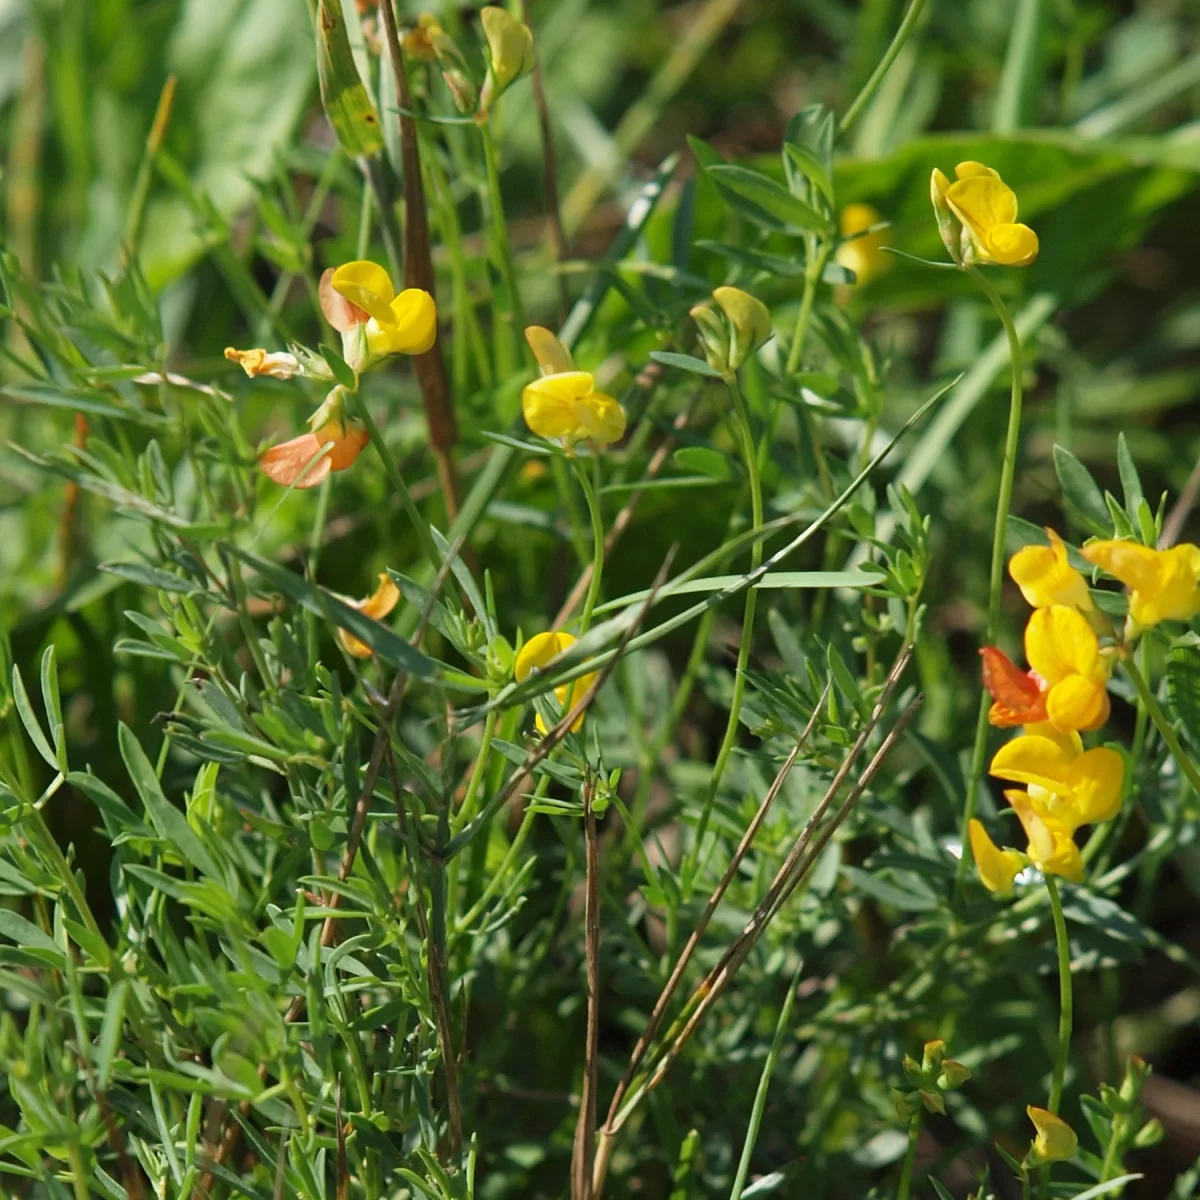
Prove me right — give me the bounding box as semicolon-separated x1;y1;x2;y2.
593;648;916;1196
378;0;461;517
570;778;602;1200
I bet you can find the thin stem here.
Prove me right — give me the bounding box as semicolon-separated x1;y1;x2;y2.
348;390;446;579
1124;655;1200;796
571;781;601;1200
957;266;1025;885
836;0;929;139
1045;876;1072;1116
573;456;606;635
479;118;526;368
896;1113;921;1200
452;710;499;836
785;242;832;377
685;375;764;883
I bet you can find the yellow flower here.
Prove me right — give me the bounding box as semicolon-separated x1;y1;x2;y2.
1027;1107;1078;1164
967;818;1024;896
526;326;576;377
990;733;1124;828
936;161;1038;267
1005;790;1083;882
835;203;890;288
224;347;302;380
1081;539;1200;629
329;260;437;358
1023;606;1111;733
336;574;401;659
479;7;534;113
514;631;598;734
522;372;626;447
1009;529;1092;612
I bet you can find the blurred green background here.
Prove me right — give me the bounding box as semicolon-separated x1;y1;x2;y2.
4;0;1200;1194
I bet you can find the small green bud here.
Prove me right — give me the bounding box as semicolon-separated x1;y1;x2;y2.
1133;1117;1163;1148
930;168;962;266
689;301;730;376
920;1039;946;1076
918;1088;945;1116
938;1059;971;1090
712;286;773;371
487;634;514;682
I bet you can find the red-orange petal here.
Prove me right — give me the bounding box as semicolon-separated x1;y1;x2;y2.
260;433;333;489
980;646;1047;727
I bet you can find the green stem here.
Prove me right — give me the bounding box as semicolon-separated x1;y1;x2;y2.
1124;655;1200;797
685;375;764;883
572;456;606;635
785;242;832;377
896;1112;922;1200
957;267;1026;886
348;389;445;578
836;0;929;138
479;118;526;367
452;709;499;836
1045;875;1072;1116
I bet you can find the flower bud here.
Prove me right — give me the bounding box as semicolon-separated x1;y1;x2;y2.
919;1089;945;1115
894;1090;922;1121
479;7;534;115
1134;1117;1163;1148
713;286;773;371
920;1040;946;1076
689;301;730;376
1025;1107;1078;1165
938;1059;971;1090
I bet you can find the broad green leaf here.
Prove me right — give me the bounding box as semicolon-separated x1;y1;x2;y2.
1054;444;1112;537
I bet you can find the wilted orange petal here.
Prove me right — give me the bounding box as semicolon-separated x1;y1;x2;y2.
260;433;332;489
319;268;370;332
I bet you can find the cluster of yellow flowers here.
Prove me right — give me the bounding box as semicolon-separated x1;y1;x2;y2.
227;260;437;490
970;529;1200;893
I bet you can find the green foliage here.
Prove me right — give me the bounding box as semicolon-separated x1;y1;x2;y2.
2;1;1200;1199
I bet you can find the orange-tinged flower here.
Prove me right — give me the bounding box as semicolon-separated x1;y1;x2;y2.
514;631;597;734
980;645;1047;727
1005;790;1083;881
1010;528;1092;611
967;818;1024;896
940;161;1038;267
337;574;401;658
990;734;1124;828
522;372;626;447
1081;539;1200;629
836;203;890;288
259;419;370;490
328;260;438;358
1024;606;1111;733
224;347;302;379
1027;1107;1078;1164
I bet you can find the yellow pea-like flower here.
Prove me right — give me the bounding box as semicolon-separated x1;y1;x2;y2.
1005;790;1084;882
967;818;1024;896
329;260;438;359
1009;528;1092;612
514;631;598;734
522;371;626;447
1023;606;1111;733
479;6;534;113
835;203;890;288
936;161;1038;267
1081;539;1200;629
1027;1107;1078;1164
990;734;1124;828
336;574;401;659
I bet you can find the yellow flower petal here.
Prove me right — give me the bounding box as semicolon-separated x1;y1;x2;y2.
525;326;575;376
331;261;396;325
967;818;1023;896
366;288;438;357
944;169;1038;267
991;737;1124;833
521;372;625;446
1023;606;1109;733
1027;1107;1078;1163
336;574;401;659
1008;792;1083;881
1067;746;1125;825
1009;529;1092;611
986;222;1039;267
836;203;890;288
954;161;1000;181
515;631;595;734
1083;539;1200;627
1044;674;1110;734
573;392;626;445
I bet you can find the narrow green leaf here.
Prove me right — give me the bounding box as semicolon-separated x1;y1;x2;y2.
707;164;832;234
11;666;57;770
119;724;224;883
672;447;733;481
100;561;197;594
96;980;129;1089
649;351;723;378
314;0;384;157
0;910;60;955
319;343;358;390
1116;432;1145;527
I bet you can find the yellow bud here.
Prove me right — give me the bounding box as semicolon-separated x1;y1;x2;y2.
479;7;534;113
713;286;773;371
1026;1107;1078;1165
